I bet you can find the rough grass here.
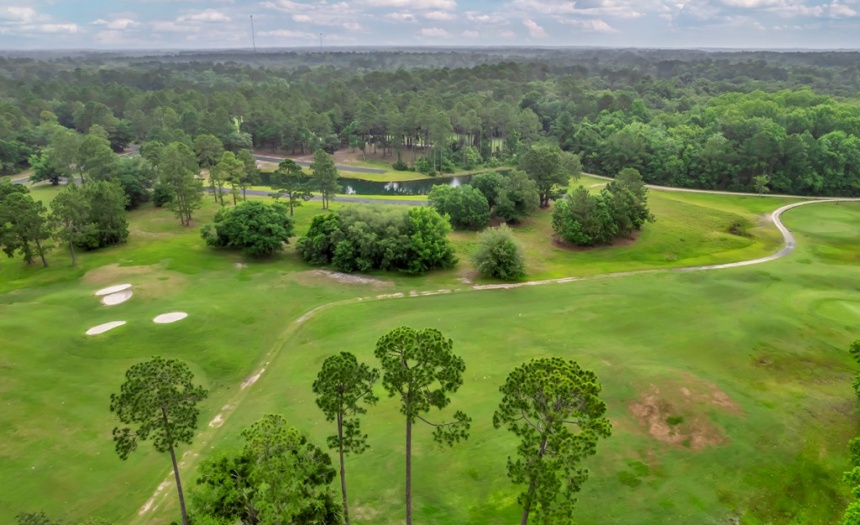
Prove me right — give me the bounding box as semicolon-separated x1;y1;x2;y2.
0;182;857;525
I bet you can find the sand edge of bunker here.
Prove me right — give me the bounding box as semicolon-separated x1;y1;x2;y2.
95;283;132;296
102;290;133;306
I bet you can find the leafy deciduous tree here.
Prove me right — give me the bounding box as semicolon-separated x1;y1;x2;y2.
49;183;92;266
201;200;294;256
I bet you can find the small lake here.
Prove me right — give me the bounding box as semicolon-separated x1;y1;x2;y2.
343;175;474;196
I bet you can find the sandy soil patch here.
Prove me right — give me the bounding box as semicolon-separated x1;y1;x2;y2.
153;312;188;324
102;290;133;305
95;284;132;296
629;383;736;451
86;321;126;336
208;414;224;428
242;366;267;390
311;270;391;286
83;265;151;287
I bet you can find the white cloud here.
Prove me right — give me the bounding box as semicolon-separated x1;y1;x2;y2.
465;11;508;24
92;18;139;30
522;18;548;37
463;30;479;37
293;14;313;23
424;10;457;20
31;23;78;33
178;9;231;23
360;0;457;9
152;20;202;33
1;7;40;22
500;29;517;38
261;1;317;12
384;12;417;22
260;29;316;38
558;17;620;32
829;1;858;17
508;0;576;15
419;26;451;37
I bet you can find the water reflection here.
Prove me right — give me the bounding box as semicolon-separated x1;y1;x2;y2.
343;175;472;196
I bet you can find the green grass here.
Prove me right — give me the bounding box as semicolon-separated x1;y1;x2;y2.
1;183;858;525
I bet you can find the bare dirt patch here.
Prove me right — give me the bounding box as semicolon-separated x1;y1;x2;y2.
629;383;737;451
83;265;150;287
297;270;393;287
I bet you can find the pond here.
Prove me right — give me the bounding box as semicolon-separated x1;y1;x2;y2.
342;175;474;196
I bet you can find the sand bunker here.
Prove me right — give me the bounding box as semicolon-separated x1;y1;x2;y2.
86;321;126;336
95;284;132;296
102;290;133;306
153;312;188;324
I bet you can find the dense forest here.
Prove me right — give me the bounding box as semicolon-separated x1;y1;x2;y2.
2;48;860;196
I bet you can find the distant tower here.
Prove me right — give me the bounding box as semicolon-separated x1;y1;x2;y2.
250;15;257;53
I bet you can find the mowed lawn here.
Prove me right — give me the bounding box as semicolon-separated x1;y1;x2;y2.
0;180;857;524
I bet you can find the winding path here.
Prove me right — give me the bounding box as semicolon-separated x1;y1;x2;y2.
134;191;858;521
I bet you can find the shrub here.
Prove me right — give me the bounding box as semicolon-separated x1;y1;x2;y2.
296;205;455;275
392;159;409;171
428;184;489;230
202;201;294;256
152;183;174;208
472;225;525;281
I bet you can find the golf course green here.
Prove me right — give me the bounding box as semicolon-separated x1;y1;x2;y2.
0;182;857;525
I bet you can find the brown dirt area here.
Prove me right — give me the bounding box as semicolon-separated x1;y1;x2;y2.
629;377;742;451
83;264;188;300
289;270;393;288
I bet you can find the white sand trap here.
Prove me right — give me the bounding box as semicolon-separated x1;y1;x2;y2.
86;321;126;336
153;312;188;324
95;284;132;296
102;290;133;306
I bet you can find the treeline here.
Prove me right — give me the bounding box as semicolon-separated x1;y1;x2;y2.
2;50;860;199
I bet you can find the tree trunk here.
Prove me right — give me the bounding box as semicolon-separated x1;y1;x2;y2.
69;240;77;266
406;417;413;525
520;437;549;525
242;187;247;201
162;407;190;525
168;443;190;525
338;412;351;525
35;238;48;268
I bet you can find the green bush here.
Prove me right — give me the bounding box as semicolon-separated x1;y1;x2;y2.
428;184;489;230
392;159;409;171
472;225;525;281
201;201;294;256
152;183;174;208
296;205;455;274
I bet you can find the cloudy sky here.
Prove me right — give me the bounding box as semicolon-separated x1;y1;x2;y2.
0;0;857;50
